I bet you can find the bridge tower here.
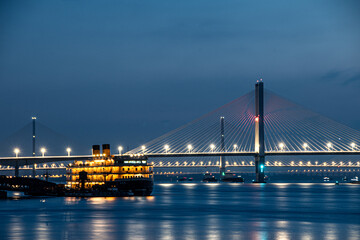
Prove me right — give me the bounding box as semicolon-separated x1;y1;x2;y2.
219;116;226;178
254;81;265;183
32;117;36;178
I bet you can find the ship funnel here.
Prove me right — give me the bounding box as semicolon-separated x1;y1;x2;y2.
92;145;100;156
102;144;110;157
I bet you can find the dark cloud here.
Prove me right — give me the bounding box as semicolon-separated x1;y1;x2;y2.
344;73;360;85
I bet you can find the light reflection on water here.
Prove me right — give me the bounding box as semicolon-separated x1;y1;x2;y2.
0;183;359;240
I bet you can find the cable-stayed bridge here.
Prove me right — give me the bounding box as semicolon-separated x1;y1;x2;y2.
1;81;360;182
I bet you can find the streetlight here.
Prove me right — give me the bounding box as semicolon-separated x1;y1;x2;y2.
40;148;46;157
303;143;308;151
233;144;238;152
187;144;193;153
141;145;146;153
327;142;332;151
279;142;285;151
66;148;71;156
164;145;169;153
210;144;215;152
14;148;20;158
118;146;123;155
351;142;356;151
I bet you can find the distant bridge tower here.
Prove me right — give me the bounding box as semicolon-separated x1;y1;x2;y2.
32;117;36;178
219;116;226;178
254;81;265;183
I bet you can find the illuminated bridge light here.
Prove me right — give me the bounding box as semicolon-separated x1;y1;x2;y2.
303;143;308;150
299;161;303;166
14;148;20;157
351;142;356;151
164;145;169;153
279;142;285;151
187;144;193;153
233;144;238;152
327;142;333;150
210;144;215;152
66;148;71;156
141;145;146;153
118;146;123;155
40;148;46;157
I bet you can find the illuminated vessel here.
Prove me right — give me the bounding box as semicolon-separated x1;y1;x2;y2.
202;173;218;182
66;144;153;196
220;172;244;183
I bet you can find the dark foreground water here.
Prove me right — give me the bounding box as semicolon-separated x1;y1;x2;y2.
1;183;360;240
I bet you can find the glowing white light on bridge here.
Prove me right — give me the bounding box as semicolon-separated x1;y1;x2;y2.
303;143;308;150
40;148;46;157
141;145;146;153
210;144;215;152
164;144;170;153
118;146;123;155
187;144;193;152
279;142;285;151
327;142;333;150
351;142;356;151
14;148;20;157
66;148;71;156
233;144;238;152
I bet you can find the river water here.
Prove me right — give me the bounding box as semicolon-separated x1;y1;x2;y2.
1;183;359;240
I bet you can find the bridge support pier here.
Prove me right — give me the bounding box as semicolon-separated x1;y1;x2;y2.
32;165;36;178
15;160;19;177
254;81;266;183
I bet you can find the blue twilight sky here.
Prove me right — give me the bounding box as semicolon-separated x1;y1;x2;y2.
0;0;359;155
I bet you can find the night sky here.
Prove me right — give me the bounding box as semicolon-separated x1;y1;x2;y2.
0;0;359;155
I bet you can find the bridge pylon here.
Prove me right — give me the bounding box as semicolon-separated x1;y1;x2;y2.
254;80;266;183
219;116;226;178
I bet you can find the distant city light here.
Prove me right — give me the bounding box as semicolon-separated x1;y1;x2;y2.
14;148;20;157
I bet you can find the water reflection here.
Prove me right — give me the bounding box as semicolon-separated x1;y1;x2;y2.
0;183;359;240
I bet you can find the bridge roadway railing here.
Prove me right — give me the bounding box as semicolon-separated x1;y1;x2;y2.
0;151;360;167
